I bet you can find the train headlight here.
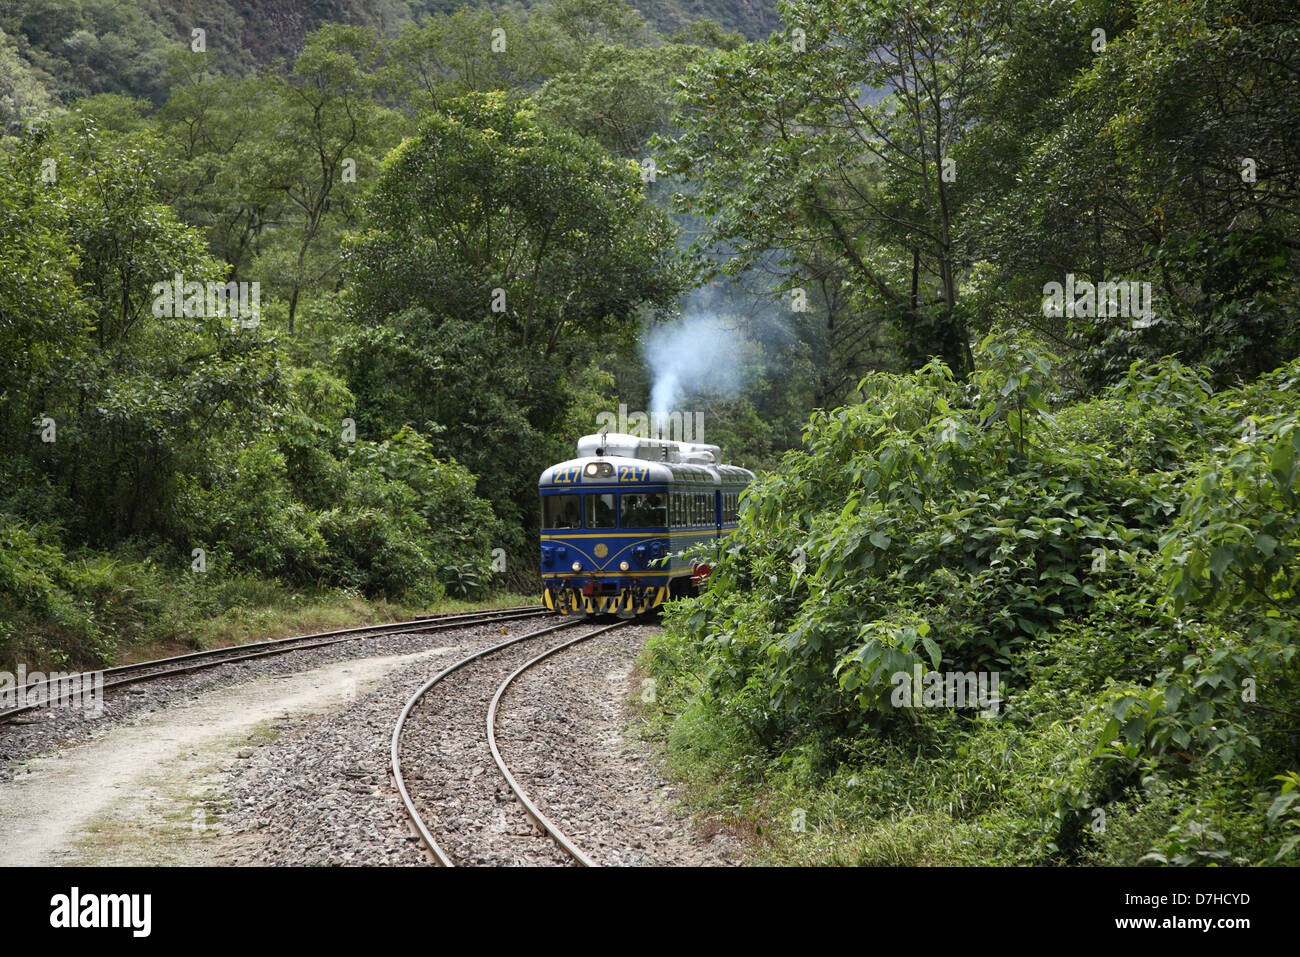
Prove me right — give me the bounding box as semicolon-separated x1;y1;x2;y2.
619;561;629;571
585;463;598;476
571;561;581;571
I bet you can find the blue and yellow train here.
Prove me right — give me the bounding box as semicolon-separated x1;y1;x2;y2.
539;432;755;617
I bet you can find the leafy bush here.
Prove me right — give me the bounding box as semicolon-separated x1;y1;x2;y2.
646;342;1300;865
174;439;328;584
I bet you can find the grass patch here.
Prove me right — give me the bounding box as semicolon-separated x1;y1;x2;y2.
120;585;537;665
0;531;537;672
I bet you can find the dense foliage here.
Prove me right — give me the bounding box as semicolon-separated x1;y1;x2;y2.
648;342;1300;863
0;110;500;669
661;0;1300;393
0;0;774;116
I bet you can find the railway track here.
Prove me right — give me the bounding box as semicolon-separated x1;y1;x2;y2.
0;605;551;725
392;616;630;866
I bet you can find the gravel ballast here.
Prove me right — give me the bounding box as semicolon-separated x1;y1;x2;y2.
1;613;743;866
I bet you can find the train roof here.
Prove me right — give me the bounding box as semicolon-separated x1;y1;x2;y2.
576;431;722;465
539;433;755;487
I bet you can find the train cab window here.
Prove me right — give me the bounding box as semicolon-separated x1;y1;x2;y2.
622;492;667;528
542;494;581;529
584;492;617;529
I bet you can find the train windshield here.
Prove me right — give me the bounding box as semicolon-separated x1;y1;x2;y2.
585;493;617;528
621;492;667;528
541;494;580;529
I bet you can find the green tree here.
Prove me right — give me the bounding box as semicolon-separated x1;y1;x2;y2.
347;92;681;358
251;24;403;334
155;52;280;278
663;0;1011;379
534;43;703;156
965;0;1300;387
5;114;286;545
342;92;682;552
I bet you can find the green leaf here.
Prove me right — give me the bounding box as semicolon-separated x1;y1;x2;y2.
1123;715;1146;745
920;634;941;670
1267;792;1298;827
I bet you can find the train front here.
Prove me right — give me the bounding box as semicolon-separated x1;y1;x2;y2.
538;446;672;618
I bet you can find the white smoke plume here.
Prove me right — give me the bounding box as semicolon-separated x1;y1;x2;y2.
644;314;748;416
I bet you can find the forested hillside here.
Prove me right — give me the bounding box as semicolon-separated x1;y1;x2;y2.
0;0;778;116
1;0;1297;867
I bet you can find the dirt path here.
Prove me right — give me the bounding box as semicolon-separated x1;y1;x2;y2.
0;647;453;866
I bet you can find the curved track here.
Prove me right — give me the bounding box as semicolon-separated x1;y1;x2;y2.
391;617;629;866
0;605;550;724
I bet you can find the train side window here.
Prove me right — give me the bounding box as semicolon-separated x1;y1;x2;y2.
622;492;667;529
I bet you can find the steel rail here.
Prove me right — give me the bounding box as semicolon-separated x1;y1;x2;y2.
486;620;629;867
1;606;550;724
390;616;594;866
